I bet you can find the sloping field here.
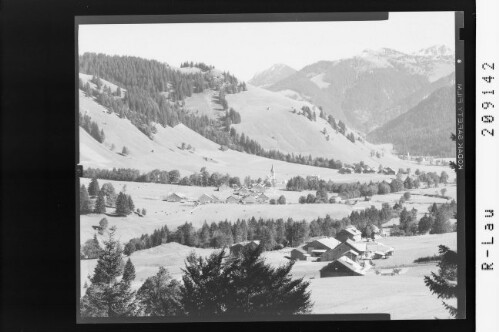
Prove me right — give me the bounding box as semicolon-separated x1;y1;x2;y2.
80;90;436;182
372;232;456;268
81;233;457;319
226;85;411;167
309;264;454;319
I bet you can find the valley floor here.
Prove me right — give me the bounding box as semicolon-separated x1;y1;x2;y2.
80;232;456;319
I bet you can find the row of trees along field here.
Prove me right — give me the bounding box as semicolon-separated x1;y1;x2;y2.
83;167;252;187
80;226;312;318
288;170;450;198
114;203;396;256
79;53;347;170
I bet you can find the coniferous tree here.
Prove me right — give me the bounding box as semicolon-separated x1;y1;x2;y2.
115;192;133;216
80;185;92;214
181;247;312;316
136;267;182;316
88;178;100;197
82;234;103;259
128;196;135;213
80;227;138;317
424;245;459;318
94;190;107;214
122;258;136;284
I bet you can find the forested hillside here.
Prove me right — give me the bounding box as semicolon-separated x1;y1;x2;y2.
367;86;456;157
79;53;244;137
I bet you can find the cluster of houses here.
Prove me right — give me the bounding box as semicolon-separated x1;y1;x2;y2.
289;226;394;278
226;226;394;278
163;183;273;205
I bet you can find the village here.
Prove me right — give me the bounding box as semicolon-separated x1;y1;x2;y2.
230;225;395;278
163;165;279;205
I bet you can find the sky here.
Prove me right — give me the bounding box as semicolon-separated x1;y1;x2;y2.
78;12;455;81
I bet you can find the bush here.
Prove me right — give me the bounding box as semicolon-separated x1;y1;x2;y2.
277;195;286;205
269;199;276;205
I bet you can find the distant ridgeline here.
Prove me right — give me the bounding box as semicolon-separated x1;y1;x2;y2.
78;53;345;170
367;86;456;157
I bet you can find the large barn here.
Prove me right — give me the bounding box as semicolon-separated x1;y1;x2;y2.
302;238;341;258
336;226;362;242
320;241;361;262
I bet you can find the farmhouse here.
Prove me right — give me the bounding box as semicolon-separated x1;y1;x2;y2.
230;240;261;256
210;194;221;203
383;167;396;175
290;247;311;261
320;256;366;278
335;226;362;242
256;193;270;203
303;237;341;257
198;193;214;204
241;195;257;204
321;241;361;262
164;193;187;202
226;195;240;204
345;239;368;258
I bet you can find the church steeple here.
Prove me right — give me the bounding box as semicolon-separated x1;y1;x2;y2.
270;164;276;187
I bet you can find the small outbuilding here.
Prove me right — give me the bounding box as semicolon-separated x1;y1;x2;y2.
290;247;311;261
164;193;187;202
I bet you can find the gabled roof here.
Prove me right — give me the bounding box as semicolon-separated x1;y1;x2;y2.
291;247;308;254
167;192;187;199
314;237;341;250
241;195;257;203
345;239;367;252
336;256;366;274
210;194;221;201
320;255;365;275
366;242;394;254
198;193;213;201
343;226;362;236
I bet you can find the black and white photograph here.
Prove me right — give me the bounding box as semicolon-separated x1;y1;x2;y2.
77;12;462;321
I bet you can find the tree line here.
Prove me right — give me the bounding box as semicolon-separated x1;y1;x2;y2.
121;203;396;256
80;226;312;318
83;167;250;188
